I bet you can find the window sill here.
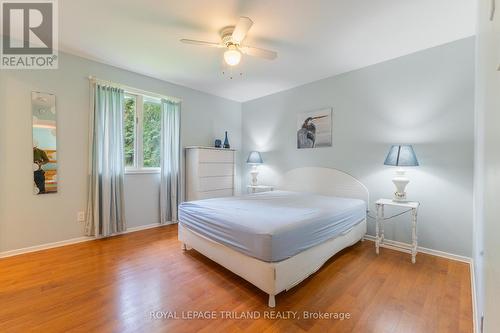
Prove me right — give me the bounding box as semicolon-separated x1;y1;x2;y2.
125;168;160;175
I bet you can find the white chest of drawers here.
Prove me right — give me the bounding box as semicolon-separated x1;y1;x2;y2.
185;146;236;201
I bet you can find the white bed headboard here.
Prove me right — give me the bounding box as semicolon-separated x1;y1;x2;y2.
277;167;369;204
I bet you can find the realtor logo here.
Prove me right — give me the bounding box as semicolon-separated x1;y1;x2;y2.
1;0;58;69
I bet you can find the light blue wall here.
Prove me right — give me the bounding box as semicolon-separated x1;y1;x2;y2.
242;38;475;257
0;52;241;252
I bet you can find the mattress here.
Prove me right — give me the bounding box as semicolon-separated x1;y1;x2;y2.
178;190;366;262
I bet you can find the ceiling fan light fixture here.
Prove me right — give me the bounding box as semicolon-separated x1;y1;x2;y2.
224;46;242;66
180;16;277;68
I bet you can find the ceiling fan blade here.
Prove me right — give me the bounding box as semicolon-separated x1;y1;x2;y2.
180;39;224;48
232;17;253;44
239;45;277;60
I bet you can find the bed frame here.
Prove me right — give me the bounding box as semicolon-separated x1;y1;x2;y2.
179;167;369;307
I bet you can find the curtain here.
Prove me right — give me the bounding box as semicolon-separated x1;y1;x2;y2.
160;99;181;224
85;83;126;237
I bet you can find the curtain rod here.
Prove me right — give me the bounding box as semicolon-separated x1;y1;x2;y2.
88;76;182;103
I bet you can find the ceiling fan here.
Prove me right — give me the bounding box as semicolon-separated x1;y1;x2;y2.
180;17;277;67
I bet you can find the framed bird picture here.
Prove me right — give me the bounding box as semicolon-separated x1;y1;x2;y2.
297;108;332;149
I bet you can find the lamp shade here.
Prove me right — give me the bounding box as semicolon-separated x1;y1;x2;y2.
384;145;419;166
246;151;263;164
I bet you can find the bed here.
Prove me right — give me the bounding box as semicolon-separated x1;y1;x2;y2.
178;167;369;307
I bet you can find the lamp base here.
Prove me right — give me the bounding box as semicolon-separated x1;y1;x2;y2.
250;166;259;186
392;169;409;202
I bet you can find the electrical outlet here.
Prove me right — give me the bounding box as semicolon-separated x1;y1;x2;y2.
77;211;85;222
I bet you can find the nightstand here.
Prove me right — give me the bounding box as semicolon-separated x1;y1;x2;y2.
375;199;420;263
247;185;274;194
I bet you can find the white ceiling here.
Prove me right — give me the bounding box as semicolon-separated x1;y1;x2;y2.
60;0;476;102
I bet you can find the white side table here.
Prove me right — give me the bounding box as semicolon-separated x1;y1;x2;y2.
375;199;420;263
247;185;274;194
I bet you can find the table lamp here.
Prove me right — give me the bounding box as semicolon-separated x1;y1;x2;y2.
246;151;263;186
384;145;419;202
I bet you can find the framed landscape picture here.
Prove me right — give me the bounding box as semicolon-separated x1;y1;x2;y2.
297;108;332;149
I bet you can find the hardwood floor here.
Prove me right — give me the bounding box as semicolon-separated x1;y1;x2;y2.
0;224;472;333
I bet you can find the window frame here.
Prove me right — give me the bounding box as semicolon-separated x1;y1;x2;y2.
124;92;162;174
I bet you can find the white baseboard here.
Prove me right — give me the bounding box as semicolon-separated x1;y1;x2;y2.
363;235;471;263
0;222;173;259
122;222;171;234
0;236;93;259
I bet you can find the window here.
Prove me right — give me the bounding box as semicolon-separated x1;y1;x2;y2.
142;98;161;168
124;94;136;168
123;93;162;171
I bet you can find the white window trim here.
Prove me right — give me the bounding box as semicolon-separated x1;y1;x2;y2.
125;168;160;175
124;93;162;173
